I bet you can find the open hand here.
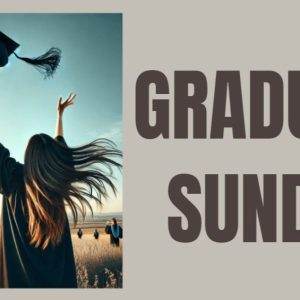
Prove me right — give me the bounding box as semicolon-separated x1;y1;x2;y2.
57;93;76;116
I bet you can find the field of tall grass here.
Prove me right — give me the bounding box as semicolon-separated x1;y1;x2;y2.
72;232;122;288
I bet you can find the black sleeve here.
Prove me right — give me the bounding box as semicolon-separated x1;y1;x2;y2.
105;225;111;234
0;143;22;196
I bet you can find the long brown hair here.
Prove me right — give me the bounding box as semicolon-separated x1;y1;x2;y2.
24;134;121;249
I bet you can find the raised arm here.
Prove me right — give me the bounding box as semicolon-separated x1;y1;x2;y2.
55;93;76;137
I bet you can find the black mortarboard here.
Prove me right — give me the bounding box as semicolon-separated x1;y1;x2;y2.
0;31;61;79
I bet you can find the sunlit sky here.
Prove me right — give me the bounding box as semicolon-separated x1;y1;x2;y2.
0;14;122;213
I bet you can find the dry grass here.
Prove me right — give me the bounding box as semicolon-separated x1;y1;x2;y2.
72;233;122;288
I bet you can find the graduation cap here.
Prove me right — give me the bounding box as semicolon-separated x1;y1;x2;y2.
0;31;61;79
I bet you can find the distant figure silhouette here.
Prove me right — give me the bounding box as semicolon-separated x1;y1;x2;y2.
94;229;100;240
77;228;83;239
105;218;123;247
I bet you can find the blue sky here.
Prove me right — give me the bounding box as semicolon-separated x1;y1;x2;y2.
0;14;122;213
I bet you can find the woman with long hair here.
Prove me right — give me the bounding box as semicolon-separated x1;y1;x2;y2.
105;217;123;247
0;93;122;288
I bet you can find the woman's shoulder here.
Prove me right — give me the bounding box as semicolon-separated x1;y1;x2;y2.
55;135;68;147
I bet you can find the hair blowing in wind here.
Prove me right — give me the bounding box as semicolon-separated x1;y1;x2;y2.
24;133;122;250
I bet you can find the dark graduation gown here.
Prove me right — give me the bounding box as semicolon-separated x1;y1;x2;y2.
105;224;123;247
0;136;77;288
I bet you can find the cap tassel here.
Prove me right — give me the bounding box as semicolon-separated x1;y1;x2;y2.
14;47;61;79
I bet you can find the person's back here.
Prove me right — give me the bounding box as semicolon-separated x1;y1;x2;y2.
0;140;77;288
105;218;123;247
77;228;83;239
94;229;99;240
0;94;122;288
